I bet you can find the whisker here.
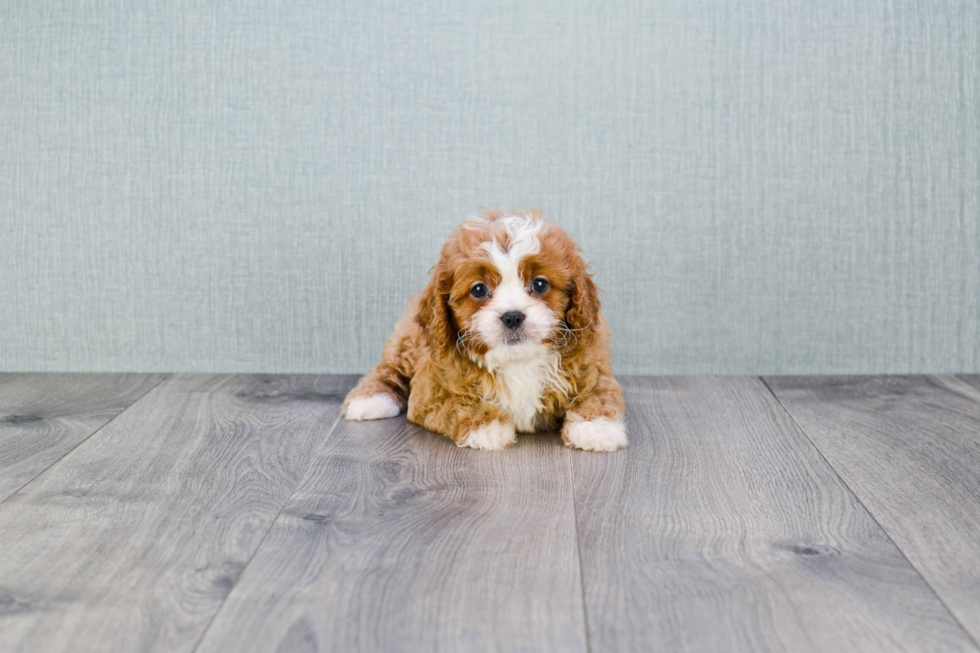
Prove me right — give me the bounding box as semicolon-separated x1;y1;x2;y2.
560;319;593;332
551;323;578;349
455;328;485;356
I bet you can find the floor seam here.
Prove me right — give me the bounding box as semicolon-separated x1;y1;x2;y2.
191;408;347;652
759;376;980;651
566;445;594;653
0;373;172;508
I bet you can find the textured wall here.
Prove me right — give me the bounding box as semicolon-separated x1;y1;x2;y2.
2;0;978;374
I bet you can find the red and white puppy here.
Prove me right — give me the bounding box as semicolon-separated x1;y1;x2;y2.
343;210;627;452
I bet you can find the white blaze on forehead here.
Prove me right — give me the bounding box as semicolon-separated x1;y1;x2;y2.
481;214;543;293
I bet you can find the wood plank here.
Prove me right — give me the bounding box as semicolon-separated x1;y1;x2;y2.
572;376;976;652
0;373;168;501
0;374;352;653
195;416;587;653
766;374;980;645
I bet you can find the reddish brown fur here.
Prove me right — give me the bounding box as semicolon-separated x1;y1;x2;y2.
343;210;625;447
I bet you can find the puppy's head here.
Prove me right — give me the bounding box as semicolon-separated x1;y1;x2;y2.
418;210;600;364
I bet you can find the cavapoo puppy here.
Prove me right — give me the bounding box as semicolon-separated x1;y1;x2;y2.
343;209;627;452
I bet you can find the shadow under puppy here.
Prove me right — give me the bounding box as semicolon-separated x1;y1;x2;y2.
343;209;627;452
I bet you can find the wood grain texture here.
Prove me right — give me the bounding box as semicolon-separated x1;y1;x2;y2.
195;417;587;653
0;374;352;653
571;376;976;652
0;373;168;502
766;375;980;645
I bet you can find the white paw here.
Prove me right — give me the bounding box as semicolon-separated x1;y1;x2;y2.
563;417;628;452
345;394;401;421
458;421;517;451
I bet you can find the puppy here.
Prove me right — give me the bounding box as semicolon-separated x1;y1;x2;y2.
343;209;627;452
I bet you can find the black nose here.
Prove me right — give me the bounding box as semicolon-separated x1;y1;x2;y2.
500;310;526;330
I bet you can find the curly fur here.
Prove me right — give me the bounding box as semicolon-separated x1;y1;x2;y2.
343;209;627;451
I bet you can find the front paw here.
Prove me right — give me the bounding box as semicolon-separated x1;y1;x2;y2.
345;394;402;421
457;421;517;451
562;416;628;452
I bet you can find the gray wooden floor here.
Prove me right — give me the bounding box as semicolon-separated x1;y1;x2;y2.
1;374;979;652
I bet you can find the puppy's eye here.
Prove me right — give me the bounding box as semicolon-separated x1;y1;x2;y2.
470;283;489;299
531;277;549;294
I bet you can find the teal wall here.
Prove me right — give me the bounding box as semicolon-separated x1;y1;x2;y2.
2;0;978;374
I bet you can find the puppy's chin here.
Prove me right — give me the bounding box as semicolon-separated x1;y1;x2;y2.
482;339;552;371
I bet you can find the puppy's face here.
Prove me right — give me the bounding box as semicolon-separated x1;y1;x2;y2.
419;211;600;363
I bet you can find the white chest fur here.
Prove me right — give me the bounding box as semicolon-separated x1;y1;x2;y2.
484;346;567;432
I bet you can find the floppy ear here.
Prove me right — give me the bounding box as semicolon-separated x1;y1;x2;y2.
564;258;601;348
417;255;458;357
